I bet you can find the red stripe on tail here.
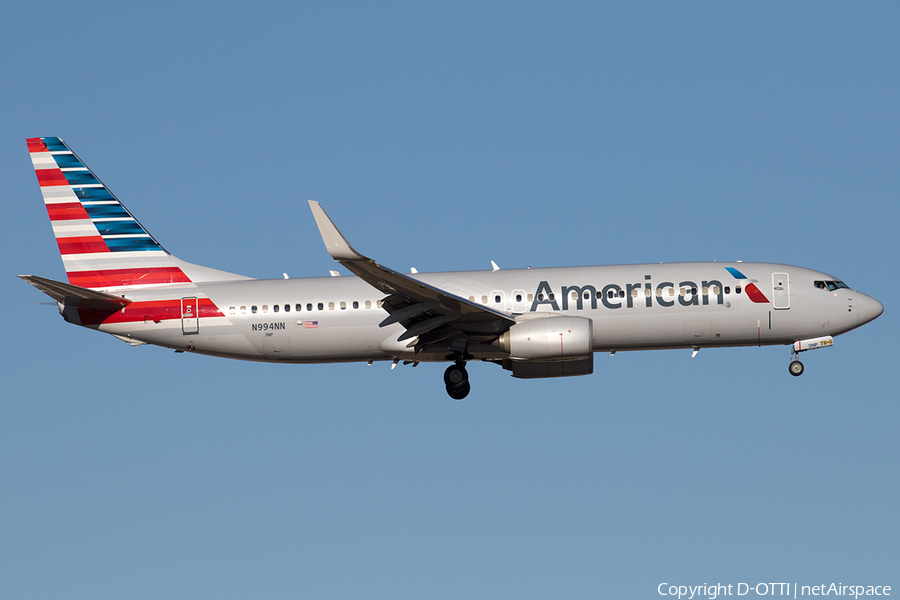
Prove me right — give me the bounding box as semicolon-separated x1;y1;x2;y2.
67;267;191;288
35;169;69;187
27;138;48;153
46;202;91;221
56;236;110;255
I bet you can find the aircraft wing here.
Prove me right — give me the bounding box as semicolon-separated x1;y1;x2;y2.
19;274;133;311
309;201;515;354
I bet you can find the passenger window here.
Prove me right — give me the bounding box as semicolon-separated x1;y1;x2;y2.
273;305;279;313
702;287;708;296
469;296;475;302
527;294;533;301
377;300;383;308
618;290;625;299
306;303;313;311
229;306;235;315
631;289;639;298
549;293;555;301
736;286;742;294
329;302;335;310
537;293;544;301
284;304;290;312
596;291;602;299
644;289;651;298
365;300;372;309
353;301;359;309
317;302;324;310
240;306;247;314
516;294;523;302
656;288;663;298
680;288;686;297
340;301;346;310
584;291;591;300
724;287;731;294
262;305;268;313
691;287;697;295
481;295;488;304
494;295;501;303
251;305;257;314
712;286;720;295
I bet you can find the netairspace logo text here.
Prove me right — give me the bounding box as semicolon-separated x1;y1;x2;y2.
658;583;891;600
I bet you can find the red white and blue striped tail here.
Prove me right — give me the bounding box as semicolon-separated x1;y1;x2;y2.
27;137;250;291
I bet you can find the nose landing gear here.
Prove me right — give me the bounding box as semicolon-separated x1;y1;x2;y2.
444;362;470;399
788;336;835;377
789;346;804;376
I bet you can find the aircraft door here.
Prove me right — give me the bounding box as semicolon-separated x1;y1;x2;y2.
490;290;506;311
512;289;527;312
772;273;790;309
182;297;199;334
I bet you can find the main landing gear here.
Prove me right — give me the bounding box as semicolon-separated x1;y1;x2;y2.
444;362;470;400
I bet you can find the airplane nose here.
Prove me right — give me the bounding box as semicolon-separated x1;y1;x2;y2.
857;293;884;326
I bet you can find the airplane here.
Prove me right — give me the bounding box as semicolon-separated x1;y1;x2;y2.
20;137;884;399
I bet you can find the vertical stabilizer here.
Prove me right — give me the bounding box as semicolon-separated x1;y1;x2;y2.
27;137;249;290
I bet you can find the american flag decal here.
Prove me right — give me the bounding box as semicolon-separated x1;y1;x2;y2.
304;321;319;329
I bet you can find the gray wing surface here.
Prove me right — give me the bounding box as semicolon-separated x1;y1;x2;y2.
309;201;515;356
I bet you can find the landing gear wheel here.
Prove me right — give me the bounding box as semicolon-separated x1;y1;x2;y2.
447;380;470;400
444;363;468;387
789;360;804;376
444;362;469;399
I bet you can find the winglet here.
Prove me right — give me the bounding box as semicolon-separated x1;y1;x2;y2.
308;201;365;261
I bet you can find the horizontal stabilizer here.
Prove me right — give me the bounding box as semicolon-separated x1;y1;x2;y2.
19;274;132;311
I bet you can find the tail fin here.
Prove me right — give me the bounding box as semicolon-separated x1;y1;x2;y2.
27;137;249;290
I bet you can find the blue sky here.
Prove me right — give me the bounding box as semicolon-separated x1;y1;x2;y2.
2;2;897;598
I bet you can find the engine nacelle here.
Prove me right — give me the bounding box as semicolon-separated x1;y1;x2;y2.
505;356;593;379
497;316;593;361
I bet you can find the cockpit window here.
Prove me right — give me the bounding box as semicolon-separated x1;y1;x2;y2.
814;280;850;291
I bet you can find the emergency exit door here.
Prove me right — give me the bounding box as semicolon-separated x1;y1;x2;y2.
182;297;199;334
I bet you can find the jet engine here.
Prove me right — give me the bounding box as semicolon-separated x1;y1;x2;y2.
495;316;594;379
497;316;593;361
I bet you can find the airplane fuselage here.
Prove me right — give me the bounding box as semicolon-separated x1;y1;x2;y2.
76;261;875;364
